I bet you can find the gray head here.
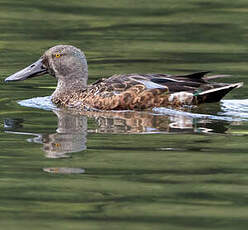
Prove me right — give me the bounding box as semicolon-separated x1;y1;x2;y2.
5;45;88;89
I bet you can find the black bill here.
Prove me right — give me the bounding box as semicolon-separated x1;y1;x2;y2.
5;58;48;82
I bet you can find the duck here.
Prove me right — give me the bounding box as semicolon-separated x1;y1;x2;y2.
5;45;243;110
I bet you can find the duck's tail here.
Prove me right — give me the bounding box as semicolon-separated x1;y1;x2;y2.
194;82;243;104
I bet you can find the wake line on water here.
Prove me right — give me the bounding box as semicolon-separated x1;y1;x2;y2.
18;96;248;122
152;107;245;122
18;96;56;111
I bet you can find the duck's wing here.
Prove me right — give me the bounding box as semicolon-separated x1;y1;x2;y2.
89;71;240;96
101;71;231;93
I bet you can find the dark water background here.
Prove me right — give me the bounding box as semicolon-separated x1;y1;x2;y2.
1;0;248;229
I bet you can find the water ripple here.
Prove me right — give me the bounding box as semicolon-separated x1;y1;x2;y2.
220;99;248;119
18;96;248;122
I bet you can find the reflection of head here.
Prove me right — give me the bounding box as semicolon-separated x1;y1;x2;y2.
42;110;87;158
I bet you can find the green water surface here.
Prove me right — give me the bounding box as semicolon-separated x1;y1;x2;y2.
1;0;248;229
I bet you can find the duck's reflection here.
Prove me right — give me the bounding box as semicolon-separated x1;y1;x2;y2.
4;108;229;158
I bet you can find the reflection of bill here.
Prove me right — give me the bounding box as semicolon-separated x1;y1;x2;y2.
4;108;228;158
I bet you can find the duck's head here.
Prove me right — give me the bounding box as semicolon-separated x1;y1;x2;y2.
5;45;88;85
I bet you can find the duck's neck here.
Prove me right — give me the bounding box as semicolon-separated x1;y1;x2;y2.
51;70;88;104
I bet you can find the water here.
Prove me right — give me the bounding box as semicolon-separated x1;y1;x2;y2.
1;0;248;229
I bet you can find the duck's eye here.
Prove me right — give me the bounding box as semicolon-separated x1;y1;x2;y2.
55;53;61;58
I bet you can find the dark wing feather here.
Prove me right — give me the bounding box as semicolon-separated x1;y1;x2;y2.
179;71;211;79
92;71;233;96
149;71;232;93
